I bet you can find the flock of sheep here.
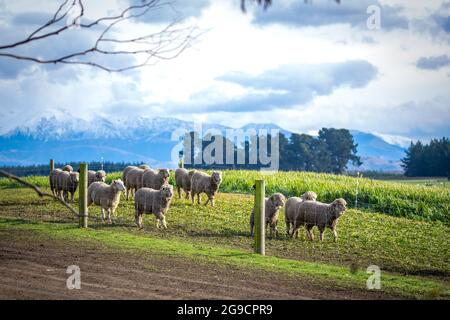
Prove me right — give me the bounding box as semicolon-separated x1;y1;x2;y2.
49;164;347;241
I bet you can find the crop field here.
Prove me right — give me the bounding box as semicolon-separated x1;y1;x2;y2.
0;170;449;299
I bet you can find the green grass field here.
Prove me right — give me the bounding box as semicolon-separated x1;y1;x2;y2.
0;170;448;298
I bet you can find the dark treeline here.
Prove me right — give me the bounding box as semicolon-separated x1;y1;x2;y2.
401;138;450;177
181;128;361;174
0;161;146;177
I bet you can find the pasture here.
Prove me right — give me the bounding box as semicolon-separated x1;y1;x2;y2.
0;170;449;299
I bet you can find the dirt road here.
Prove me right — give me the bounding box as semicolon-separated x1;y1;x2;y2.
0;229;392;300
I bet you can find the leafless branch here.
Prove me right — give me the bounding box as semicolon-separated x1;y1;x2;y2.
0;0;201;72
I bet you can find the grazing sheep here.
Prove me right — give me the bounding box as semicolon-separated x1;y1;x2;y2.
284;191;318;236
174;168;196;199
134;184;174;229
122;166;137;199
49;168;62;197
142;168;170;190
291;198;347;242
122;165;150;189
88;170;106;186
62;165;73;172
56;171;79;203
249;193;286;238
125;167;149;200
190;171;222;206
87;179;126;223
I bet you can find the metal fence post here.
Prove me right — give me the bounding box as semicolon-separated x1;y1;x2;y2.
254;179;265;255
50;159;54;172
78;163;88;228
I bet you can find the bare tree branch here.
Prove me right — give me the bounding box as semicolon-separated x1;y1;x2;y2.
0;0;201;72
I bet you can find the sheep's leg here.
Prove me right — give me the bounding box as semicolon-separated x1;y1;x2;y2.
273;223;279;238
285;221;291;236
204;196;210;206
135;210;141;228
291;227;298;239
185;191;190;200
107;209;112;224
159;213;167;229
332;228;338;242
319;227;325;241
126;187;130;201
197;193;201;205
191;192;195;204
249;221;254;237
101;208;105;223
177;186;181;199
70;192;74;203
306;226;314;241
210;196;215;207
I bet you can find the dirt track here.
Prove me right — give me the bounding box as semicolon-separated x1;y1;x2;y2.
0;229;394;300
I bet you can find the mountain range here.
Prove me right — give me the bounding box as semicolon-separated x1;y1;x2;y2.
0;115;408;171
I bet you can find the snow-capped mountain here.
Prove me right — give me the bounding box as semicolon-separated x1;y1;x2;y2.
0;116;407;171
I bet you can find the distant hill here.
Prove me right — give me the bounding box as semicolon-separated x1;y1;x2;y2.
0;116;407;171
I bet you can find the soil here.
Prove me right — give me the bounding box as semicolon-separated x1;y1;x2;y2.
0;228;397;300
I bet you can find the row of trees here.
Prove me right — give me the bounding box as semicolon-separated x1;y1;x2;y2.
182;128;361;174
401;138;450;177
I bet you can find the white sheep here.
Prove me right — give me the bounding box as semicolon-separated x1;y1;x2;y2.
62;165;73;172
291;198;347;241
125;167;149;200
88;170;106;186
87;179;126;223
142;168;170;190
56;171;79;203
190;171;222;206
49;168;62;197
174;168;196;199
134;184;174;229
249;193;286;238
284;191;318;236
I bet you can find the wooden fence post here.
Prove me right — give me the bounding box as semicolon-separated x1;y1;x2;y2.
254;179;265;255
78;163;88;228
50;159;54;172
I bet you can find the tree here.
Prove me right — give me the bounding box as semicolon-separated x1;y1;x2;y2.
402;138;450;177
318;128;361;174
0;0;199;72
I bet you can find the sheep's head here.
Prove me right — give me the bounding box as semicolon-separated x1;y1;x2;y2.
112;179;126;192
159;169;170;182
63;165;73;172
332;198;347;217
269;193;286;209
160;184;173;200
95;170;106;182
69;172;79;184
211;171;222;185
301;191;317;202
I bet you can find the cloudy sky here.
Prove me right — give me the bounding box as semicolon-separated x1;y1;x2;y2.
0;0;449;144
